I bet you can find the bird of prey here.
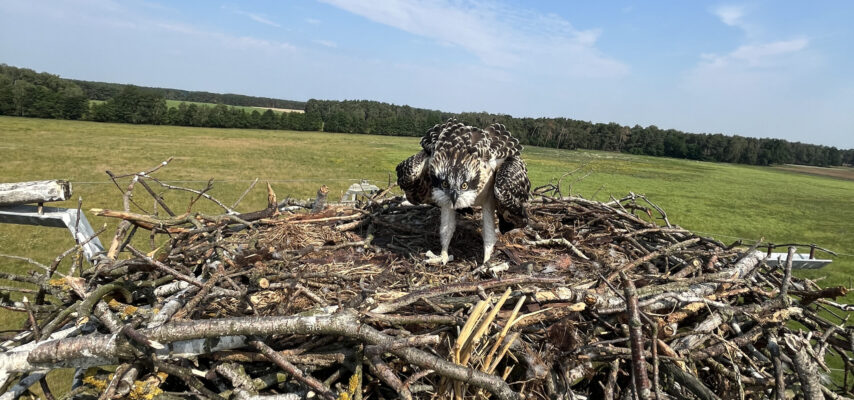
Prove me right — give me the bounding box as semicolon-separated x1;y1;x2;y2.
396;119;530;265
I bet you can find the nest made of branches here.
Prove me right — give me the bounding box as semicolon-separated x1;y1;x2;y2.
0;158;851;400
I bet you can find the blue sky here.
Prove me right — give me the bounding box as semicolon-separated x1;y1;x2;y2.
1;1;852;148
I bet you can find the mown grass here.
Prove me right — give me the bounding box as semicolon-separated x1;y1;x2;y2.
0;116;852;393
774;164;854;182
162;99;292;113
89;99;291;114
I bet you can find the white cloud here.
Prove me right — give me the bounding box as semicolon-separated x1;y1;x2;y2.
730;38;808;65
241;12;281;28
693;5;810;77
712;4;761;38
156;22;296;52
713;5;745;27
317;0;628;78
315;39;337;48
305;17;321;24
318;0;505;63
229;36;296;51
700;37;809;68
223;6;281;28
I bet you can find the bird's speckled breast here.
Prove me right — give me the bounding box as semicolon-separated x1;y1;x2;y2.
473;157;503;206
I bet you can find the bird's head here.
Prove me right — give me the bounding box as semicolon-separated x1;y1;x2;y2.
430;152;480;209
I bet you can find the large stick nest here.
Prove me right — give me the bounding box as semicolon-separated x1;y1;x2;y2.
0;159;851;400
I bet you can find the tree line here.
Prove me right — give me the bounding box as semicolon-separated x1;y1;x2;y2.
305;99;854;167
1;64;851;167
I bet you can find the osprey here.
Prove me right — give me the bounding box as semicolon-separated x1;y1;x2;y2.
396;119;530;265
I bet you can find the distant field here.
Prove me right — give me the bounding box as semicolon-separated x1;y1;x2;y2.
775;164;854;181
162;99;300;114
1;116;853;394
89;99;301;114
258;106;304;114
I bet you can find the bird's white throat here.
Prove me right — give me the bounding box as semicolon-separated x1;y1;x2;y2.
432;187;478;209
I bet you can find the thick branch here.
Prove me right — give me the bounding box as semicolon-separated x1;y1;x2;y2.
3;310;519;400
622;273;651;399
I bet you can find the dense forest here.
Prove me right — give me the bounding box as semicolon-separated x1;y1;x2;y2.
0;64;89;119
1;64;851;167
88;85;322;131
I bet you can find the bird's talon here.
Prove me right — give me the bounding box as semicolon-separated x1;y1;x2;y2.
488;261;509;274
425;250;453;265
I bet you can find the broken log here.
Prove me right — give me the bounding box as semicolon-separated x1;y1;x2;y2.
0;180;72;206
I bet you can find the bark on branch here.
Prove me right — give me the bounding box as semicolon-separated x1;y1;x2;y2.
1;310;519;400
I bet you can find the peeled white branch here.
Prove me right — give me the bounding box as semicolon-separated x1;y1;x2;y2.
529;251;766;314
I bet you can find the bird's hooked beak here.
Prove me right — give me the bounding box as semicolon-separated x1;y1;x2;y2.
449;190;459;206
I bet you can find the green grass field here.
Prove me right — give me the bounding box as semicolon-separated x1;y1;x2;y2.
1;116;853;394
1;116;851;284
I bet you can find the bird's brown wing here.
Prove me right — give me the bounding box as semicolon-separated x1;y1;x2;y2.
476;123;523;160
493;155;530;233
399;119;468;205
431;122;522;161
396;150;432;205
421;119;464;155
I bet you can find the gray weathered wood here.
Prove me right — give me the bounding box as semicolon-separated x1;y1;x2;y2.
0;180;72;206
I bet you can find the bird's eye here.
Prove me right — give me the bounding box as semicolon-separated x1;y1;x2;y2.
441;181;449;189
460;182;468;190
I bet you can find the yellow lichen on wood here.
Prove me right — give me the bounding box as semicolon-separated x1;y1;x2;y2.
129;381;164;400
348;370;360;393
107;297;139;317
336;369;362;400
128;372;168;400
48;277;71;291
82;376;108;392
122;304;139;317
